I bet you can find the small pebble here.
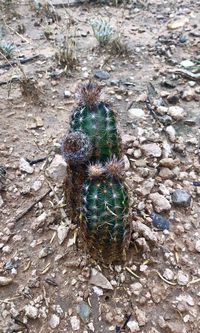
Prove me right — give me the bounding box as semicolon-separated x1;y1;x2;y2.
171;189;191;207
149;193;171;213
163;268;174;281
0;276;13;286
49;314;60;328
94;70;110;80
177;271;189;286
151;212;170;230
64;90;71;98
19;158;33;174
195;240;200;253
128;108;145;119
70;316;80;331
24;305;38;319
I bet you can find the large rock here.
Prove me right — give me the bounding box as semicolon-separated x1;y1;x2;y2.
46;155;67;185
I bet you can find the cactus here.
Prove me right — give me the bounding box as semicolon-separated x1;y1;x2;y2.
70;81;121;163
90;18;114;47
62;81;130;262
80;160;130;263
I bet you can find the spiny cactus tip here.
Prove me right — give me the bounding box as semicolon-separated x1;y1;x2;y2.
78;80;101;106
88;163;105;178
105;157;124;177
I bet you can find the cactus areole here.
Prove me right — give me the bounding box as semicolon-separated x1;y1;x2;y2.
80;173;129;262
70;82;120;162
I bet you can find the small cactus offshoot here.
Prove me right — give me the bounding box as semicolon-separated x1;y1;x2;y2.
70;81;121;162
80;160;129;263
62;131;92;165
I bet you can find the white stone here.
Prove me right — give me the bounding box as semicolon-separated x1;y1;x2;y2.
32;180;42;192
180;60;195;68
130;282;143;295
49;314;60;328
70;316;80;331
165;126;176;142
19;158;34;174
142;143;162;157
114;265;122;273
46;155;67;185
133;149;142;159
177;270;189;286
163;268;174;281
195;240;200;252
57;224;69;245
127;320;140;332
0;276;13;286
128;108;145;119
0;195;4;208
149;193;171;212
167;106;186;120
88;322;95;332
92;286;104;296
140;179;155;196
135;307;147;326
2;245;11;254
123;155;130;171
25;305;38;319
37;211;47;223
64;90;71;97
89;268;113;290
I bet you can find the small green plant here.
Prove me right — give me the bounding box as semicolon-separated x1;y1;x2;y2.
55;35;78;70
0;42;15;59
90;18;114;46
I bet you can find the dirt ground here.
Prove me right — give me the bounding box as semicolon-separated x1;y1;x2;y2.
0;0;200;332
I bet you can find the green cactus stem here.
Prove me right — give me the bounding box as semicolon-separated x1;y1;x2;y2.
70;81;122;163
80;161;129;262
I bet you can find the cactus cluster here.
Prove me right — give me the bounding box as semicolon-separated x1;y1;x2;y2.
62;81;130;263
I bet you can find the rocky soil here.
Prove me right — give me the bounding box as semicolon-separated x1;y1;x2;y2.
0;0;200;332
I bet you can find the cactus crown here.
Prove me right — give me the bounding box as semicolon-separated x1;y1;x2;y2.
78;81;101;107
61;131;92;164
88;163;106;178
105;157;124;177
